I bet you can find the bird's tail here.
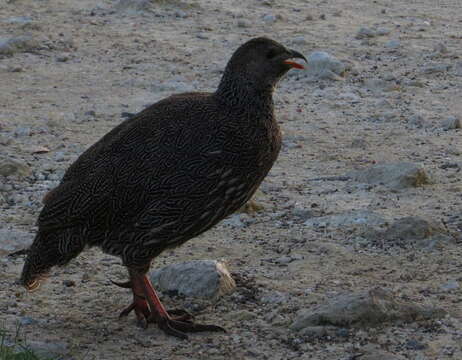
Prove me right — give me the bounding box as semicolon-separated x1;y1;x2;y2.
20;231;85;291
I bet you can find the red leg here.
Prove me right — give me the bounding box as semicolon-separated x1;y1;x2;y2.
113;267;225;339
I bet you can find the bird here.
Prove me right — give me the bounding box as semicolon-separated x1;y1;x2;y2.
20;37;307;339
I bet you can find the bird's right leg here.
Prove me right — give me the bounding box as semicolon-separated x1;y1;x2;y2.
114;266;225;339
112;269;193;328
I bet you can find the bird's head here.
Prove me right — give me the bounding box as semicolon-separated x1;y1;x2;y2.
221;37;307;93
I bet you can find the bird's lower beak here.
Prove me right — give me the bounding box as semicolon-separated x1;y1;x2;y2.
283;49;308;70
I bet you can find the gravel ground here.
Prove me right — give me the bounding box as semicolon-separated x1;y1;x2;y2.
0;0;461;359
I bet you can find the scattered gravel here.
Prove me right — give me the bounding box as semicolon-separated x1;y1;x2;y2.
1;0;461;359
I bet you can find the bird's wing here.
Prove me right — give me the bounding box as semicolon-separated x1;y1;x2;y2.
38;94;221;233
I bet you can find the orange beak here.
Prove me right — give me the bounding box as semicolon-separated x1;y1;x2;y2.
283;60;305;70
283;49;307;70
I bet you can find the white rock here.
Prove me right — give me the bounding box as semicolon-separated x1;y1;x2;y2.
305;51;347;80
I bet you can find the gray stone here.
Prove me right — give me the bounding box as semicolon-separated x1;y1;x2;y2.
222;214;246;227
441;280;459;292
408;114;426;128
0;35;38;55
384;39;400;49
298;325;339;337
19;316;38;325
227;310;256;321
291;287;446;331
275;256;293;264
304;210;387;229
361;348;406;360
0;135;13;146
114;0;151;12
455;61;462;76
0;157;31;177
442;116;461;130
347;162;431;190
292;36;307;45
422;63;451;74
3;16;33;24
150;260;236;299
356;27;378;39
260;291;289;304
351;138;369;149
365;216;452;249
0;229;34;254
237;19;250;28
152;80;194;93
356;27;390;39
25;341;68;359
174;10;188;18
364;79;399;93
305;51;347;80
14;126;31;137
433;42;448;54
262;14;277;23
375;27;391;36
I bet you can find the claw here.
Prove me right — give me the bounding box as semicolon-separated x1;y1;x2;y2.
119;302;136;318
111;279;133;289
156;317;226;340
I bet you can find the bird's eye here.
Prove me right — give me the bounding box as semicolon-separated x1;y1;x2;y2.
266;49;279;59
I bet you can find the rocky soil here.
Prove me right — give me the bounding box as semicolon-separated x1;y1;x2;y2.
0;0;461;359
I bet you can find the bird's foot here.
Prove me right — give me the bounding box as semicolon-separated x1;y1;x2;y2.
118;270;226;339
153;314;226;340
118;296;195;329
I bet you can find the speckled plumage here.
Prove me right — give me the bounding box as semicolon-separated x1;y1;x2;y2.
20;38;305;303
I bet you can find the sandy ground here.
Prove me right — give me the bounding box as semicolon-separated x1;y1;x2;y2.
0;0;461;359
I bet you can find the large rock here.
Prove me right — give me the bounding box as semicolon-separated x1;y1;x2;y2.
0;36;38;55
347;162;431;190
0;229;34;255
0;157;31;177
364;216;452;249
291;287;445;332
150;260;236;299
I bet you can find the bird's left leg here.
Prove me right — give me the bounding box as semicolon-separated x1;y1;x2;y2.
115;265;225;339
112;267;193;328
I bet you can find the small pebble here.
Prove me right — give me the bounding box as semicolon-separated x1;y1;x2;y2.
63;280;76;287
385;39;400;49
174;10;187;18
237;19;251;28
262;14;277;23
442;116;461;130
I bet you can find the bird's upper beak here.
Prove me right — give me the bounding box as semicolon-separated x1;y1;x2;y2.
283;49;308;70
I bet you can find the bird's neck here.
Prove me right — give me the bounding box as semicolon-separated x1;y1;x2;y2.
215;73;275;115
